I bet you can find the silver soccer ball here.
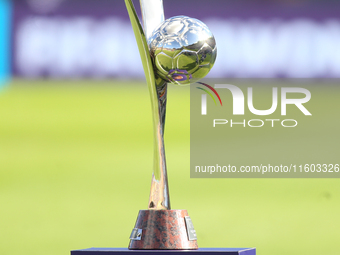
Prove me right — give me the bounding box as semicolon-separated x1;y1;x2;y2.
148;16;217;85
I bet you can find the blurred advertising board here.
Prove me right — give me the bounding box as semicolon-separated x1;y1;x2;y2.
11;0;340;78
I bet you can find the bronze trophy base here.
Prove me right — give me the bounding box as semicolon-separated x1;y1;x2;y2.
128;210;198;250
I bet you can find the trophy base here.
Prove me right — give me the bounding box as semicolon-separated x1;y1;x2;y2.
128;210;198;250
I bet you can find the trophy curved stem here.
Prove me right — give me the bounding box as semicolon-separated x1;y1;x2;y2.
148;78;170;210
125;0;170;210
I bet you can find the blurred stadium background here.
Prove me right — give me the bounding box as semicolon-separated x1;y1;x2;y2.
0;0;339;255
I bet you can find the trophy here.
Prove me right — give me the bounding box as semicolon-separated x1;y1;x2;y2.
125;0;217;250
71;1;256;254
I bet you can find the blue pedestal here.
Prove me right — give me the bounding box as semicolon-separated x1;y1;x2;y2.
71;248;256;255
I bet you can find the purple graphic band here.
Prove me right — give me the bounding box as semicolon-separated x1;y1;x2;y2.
168;69;193;82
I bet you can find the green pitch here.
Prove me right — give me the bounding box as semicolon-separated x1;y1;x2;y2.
0;79;339;255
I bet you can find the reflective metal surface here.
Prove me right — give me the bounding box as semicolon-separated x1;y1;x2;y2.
138;0;170;210
129;228;143;241
148;16;217;85
140;0;165;39
147;78;171;210
131;3;217;211
184;216;197;241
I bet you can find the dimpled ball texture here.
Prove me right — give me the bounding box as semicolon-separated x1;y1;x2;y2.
148;16;217;85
